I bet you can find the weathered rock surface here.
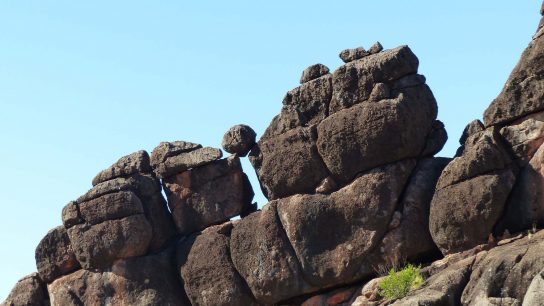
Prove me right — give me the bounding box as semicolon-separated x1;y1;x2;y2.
67;214;152;269
92;150;152;186
177;225;257;306
250;126;329;200
330;45;419;112
150;141;202;168
277;160;415;287
317;84;437;183
230;202;314;304
461;230;544;305
221;124;257;156
339;47;369;63
300;63;330;84
369;41;384;54
48;248;188;306
523;269;544;306
154;146;223;179
484;25;544;126
35;226;80;284
163;156;254;235
2;273;49;306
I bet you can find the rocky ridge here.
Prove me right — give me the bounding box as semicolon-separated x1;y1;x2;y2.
3;4;544;306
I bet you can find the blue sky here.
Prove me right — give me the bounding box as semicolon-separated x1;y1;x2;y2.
0;1;539;300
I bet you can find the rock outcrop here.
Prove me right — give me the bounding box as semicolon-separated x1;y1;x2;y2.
4;4;544;305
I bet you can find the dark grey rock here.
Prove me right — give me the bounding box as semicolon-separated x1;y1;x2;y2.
339;47;369;63
154;147;222;179
368;83;390;101
221;124;256;156
35;226;80;283
2;273;49;306
459;119;484;145
368;41;383;54
92;150;151;186
150;141;202;168
300;63;330;84
421;120;448;157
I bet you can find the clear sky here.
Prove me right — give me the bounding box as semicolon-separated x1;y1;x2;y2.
0;1;540;300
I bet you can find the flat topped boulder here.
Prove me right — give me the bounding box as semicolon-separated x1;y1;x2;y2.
150;140;202;168
92;150;152;186
339;46;368;63
35;226;80;283
152;145;222;179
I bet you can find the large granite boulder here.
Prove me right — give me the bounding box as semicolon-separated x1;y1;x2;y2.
2;273;49;306
35;226;80;283
230;202;315;304
430;128;517;255
47;248;188;306
277;160;415;287
176;224;258;306
163;156;254;235
221;124;257;156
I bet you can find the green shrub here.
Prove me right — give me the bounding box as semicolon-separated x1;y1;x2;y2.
378;264;424;300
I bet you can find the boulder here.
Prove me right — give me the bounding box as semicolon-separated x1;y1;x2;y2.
523;269;544;306
47;248;189;306
484;30;544;126
277;160;415;287
91;150;151;186
177;225;258;306
163;156;254;235
153;147;222;179
221;124;257;156
300;63;330;84
461;230;544;305
35;226;80;283
67;214;152;269
2;273;49;306
330;45;419;112
430;169;516;255
150;140;202;168
317;84;437;183
77;174;176;251
339;47;369;63
459;119;484;145
262;75;332;138
250;126;329;200
230;202;315;304
421;120;448;157
369;41;383;54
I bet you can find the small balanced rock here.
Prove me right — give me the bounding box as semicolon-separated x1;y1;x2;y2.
300;63;330;84
339;47;368;63
221;124;257;156
368;41;383;54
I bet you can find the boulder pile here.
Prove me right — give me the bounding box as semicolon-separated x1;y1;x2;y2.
3;4;544;306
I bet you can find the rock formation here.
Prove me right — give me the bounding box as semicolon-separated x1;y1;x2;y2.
3;3;544;306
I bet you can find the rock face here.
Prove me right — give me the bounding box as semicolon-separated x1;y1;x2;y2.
35;226;80;283
163;156;254;235
5;5;544;305
2;273;49;306
47;248;189;306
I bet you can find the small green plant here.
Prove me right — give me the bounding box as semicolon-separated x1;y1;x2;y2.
378;264;424;300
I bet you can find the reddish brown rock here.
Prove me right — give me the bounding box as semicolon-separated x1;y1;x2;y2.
163;156;254;235
67;214;152;269
150;140;202;168
177;225;258;306
47;248;189;306
91;150;152;186
154;147;223;179
2;273;49;306
230;202;314;304
317;84;436;183
300;63;330;84
277;160;415;287
35;226;80;283
221;124;257;156
250;126;329;200
330;45;419;112
339;47;369;63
